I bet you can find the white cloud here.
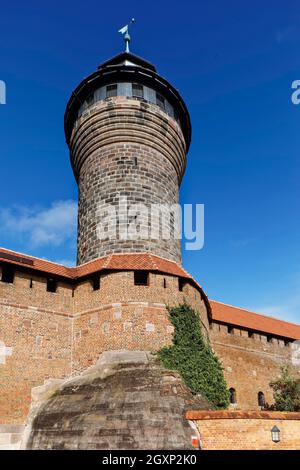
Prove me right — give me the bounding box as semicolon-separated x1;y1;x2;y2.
230;237;258;248
250;296;300;325
248;272;300;325
53;258;76;267
0;200;77;248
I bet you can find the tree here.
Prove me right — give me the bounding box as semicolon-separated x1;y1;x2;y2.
158;302;229;409
268;366;300;412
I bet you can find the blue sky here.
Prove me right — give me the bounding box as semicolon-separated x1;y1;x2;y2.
0;1;299;323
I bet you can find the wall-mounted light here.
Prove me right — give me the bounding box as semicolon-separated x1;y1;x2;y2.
271;426;281;443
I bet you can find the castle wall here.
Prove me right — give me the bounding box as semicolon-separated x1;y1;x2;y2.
0;300;71;424
0;268;74;313
1;262;299;428
210;322;296;410
71;271;209;373
0;267;209;425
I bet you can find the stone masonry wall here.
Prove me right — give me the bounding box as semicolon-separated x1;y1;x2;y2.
187;411;300;450
1;264;299;445
210;322;298;410
70;97;187;265
0;268;208;427
25;351;209;450
0;303;71;424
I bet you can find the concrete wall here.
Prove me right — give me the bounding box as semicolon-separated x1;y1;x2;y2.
187;411;300;450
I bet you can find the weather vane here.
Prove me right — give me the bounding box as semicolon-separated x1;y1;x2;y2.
118;19;135;53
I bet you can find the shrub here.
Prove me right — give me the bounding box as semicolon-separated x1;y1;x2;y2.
158;302;229;409
267;366;300;412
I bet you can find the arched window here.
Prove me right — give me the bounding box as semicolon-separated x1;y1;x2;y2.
229;388;237;404
258;391;265;408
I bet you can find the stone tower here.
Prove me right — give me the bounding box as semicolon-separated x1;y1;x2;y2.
64;52;191;265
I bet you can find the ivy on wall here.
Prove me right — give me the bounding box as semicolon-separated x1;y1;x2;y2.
158;302;229;409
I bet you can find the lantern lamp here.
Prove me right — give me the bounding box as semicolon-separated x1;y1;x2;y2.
271;426;280;443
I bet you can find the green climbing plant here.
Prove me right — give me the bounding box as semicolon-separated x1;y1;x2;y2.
158;302;229;409
266;366;300;412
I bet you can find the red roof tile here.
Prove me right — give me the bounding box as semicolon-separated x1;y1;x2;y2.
0;248;193;281
210;300;300;340
0;248;72;278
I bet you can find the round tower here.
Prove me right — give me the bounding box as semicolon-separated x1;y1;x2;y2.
65;52;191;265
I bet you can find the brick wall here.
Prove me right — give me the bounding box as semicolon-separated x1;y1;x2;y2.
187;411;300;450
0;268;208;425
0;266;73;425
1;263;299;436
210;322;298;410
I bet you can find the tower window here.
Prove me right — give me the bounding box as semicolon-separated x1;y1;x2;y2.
163;278;167;289
248;331;254;338
178;278;186;292
227;326;234;335
1;266;15;284
47;278;57;293
132;83;144;99
156;92;165;110
86;92;94;106
106;84;117;98
258;391;265;408
229;388;237;405
267;335;273;343
92;276;100;291
134;271;149;286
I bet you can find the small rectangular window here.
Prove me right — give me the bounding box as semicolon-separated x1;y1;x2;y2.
1;266;14;284
227;326;234;335
86;92;94;106
92;276;100;291
106;84;117;98
173;108;179;123
47;278;57;293
134;271;149;286
163;278;167;289
132;83;144;99
178;278;186;292
248;331;254;338
156;92;165;110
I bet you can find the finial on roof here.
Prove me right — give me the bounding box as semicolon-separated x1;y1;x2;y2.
118;18;135;53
